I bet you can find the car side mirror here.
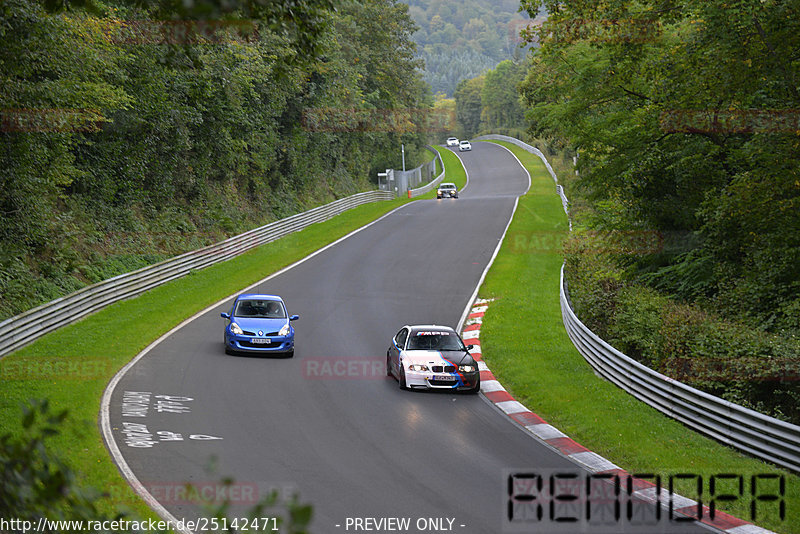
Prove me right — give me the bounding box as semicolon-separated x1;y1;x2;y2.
466;344;474;351
290;315;299;321
220;312;230;319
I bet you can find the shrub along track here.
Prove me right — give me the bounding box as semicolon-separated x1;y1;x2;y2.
0;198;416;521
477;140;798;533
0;149;472;522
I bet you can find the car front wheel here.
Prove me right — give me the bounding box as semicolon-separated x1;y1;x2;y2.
386;353;393;377
467;378;480;394
398;365;408;390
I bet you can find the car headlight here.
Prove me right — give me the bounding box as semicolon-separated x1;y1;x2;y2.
408;364;429;372
278;323;290;336
230;322;243;335
458;365;475;373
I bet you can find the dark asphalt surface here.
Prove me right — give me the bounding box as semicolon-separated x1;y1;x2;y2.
108;142;706;533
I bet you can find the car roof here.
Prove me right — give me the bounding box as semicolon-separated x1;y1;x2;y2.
439;183;456;188
237;293;283;301
406;325;457;334
460;140;470;143
447;136;458;139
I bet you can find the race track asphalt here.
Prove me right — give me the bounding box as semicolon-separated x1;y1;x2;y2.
107;142;706;533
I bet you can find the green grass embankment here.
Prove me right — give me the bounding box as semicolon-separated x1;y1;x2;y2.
0;196;416;522
477;140;798;534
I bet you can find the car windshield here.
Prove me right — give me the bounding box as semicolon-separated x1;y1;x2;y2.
407;331;464;351
234;299;286;318
440;185;454;190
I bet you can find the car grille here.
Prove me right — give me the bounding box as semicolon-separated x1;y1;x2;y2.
241;330;280;337
429;378;458;386
431;365;456;373
240;340;282;348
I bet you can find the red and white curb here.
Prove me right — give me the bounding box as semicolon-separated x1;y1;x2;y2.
462;298;776;534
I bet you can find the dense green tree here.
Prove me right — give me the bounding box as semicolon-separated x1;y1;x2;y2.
0;0;430;319
518;0;800;332
0;2;129;244
480;59;525;131
453;75;484;138
405;0;533;96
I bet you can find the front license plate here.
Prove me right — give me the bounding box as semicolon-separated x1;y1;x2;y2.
433;375;456;382
250;338;271;344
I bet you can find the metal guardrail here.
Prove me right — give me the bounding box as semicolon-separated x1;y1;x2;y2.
408;146;445;198
387;145;445;198
480;133;800;472
0;190;393;359
560;266;800;472
474;135;571;229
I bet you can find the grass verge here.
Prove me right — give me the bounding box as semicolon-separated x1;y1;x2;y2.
478;140;798;534
0;195;414;522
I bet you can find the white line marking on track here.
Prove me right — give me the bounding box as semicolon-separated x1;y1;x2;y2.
727;525;776;534
526;423;567;440
569;451;620;473
634;486;698;510
480;380;505;393
494;400;529;415
447;146;471;195
100;201;416;530
457;141;774;534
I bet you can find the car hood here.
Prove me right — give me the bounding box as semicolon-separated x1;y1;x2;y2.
402;350;475;366
232;317;288;333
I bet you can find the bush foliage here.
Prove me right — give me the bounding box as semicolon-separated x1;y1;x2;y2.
405;0;533;96
566;234;800;424
1;400;314;532
513;0;800;424
518;0;800;336
0;0;431;321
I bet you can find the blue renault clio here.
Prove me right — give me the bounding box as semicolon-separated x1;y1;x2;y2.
221;294;299;356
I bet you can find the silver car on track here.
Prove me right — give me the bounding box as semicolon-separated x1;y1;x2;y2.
387;325;480;393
